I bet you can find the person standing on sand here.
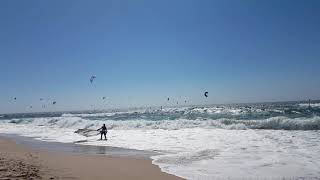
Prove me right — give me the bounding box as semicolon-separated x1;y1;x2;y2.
97;124;107;140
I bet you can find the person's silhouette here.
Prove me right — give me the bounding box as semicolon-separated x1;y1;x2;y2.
97;124;107;140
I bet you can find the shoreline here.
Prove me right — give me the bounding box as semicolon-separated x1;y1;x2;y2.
1;133;158;158
0;135;183;180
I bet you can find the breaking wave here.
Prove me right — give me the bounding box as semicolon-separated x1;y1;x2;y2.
3;102;320;132
7;116;320;131
299;103;320;108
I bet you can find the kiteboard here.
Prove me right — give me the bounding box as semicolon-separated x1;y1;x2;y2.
74;128;100;137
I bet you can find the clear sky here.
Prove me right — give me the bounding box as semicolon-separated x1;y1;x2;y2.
1;0;320;113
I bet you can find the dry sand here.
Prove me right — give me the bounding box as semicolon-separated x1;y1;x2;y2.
0;137;183;180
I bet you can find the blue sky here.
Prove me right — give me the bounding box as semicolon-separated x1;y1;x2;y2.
0;0;320;113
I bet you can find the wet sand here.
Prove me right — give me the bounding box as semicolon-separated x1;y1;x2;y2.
0;136;183;180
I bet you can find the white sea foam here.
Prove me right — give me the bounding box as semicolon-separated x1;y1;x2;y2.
62;112;125;117
299;103;320;108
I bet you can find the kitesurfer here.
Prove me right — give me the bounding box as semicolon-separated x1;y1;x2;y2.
97;124;107;140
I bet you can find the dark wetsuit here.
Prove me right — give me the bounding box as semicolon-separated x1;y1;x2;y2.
99;125;107;140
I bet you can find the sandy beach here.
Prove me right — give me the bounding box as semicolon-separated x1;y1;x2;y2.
0;136;182;180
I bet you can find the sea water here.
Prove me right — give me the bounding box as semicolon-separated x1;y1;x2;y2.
1;101;320;179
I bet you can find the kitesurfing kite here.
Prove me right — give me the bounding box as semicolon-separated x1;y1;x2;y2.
204;91;208;98
90;75;96;83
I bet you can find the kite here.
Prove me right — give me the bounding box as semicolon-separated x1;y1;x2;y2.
90;75;96;83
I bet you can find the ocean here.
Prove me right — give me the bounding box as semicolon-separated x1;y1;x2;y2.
1;101;320;179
